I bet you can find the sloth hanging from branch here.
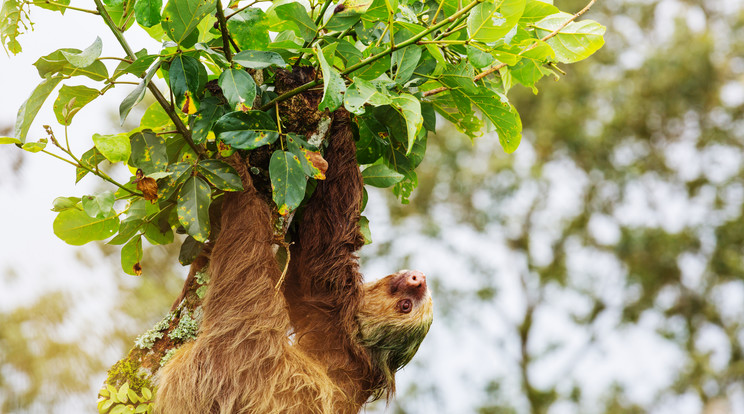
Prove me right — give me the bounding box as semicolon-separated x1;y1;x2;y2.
97;100;434;413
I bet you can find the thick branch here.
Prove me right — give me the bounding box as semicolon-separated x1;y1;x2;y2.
214;0;234;62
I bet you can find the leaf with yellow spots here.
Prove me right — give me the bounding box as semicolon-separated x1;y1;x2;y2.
269;150;306;216
158;162;192;201
177;176;212;242
214;110;279;150
162;0;214;47
197;159;244;191
286;134;326;179
121;235;143;276
190;97;226;145
129;130;167;174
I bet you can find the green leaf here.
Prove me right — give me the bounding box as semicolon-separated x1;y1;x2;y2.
120;63;159;125
392;45;422;85
390;94;423;154
14;75;63;143
143;218;174;245
196;159;244;191
179;236;203;265
510;42;556;90
21;139;47;153
177;176;212;242
129;130;168;174
467;0;526;43
93;132;131;163
61;37;102;68
118;54;158;77
466;89;521;152
1;0;23;54
467;45;495;69
162;0;215;46
141;387;152;401
190;97;225;145
117;383;130;403
140;101;174;131
53;85;99;126
82;191;115;219
344;77;392;115
51;197;81;212
520;0;559;24
121;235;144;275
269;2;317;42
269;150;306;216
169;55;202;114
158;162;193;201
355;112;386;164
359;215;372;245
362;163;405;187
194;43;230;67
232;50;286;69
214;111;279;149
34;49;109;81
227;8;270;51
76;147;107;182
353;45;390;80
218;68;257;112
0;137;21;144
134;0;162;27
53;208;119;245
316;44;346;112
534;13;605;63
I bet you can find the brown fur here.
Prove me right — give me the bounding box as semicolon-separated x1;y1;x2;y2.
155;110;432;413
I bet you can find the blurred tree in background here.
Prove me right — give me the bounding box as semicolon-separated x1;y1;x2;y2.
1;0;743;413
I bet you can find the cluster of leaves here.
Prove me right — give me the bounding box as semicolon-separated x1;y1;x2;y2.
0;0;604;271
98;382;154;414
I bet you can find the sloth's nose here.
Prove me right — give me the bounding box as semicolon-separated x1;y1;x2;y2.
404;270;426;289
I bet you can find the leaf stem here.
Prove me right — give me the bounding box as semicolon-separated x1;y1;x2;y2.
26;1;99;14
424;0;599;98
92;0;203;157
41;149;142;196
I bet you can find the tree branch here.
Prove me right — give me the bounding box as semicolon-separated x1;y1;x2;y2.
259;0;485;112
92;0;204;157
214;0;234;62
423;0;599;98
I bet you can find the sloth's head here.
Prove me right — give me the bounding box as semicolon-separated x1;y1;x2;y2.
357;270;433;396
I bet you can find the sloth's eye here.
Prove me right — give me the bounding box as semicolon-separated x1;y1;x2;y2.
398;299;413;314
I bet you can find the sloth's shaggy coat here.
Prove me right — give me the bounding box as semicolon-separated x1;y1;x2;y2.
155;111;432;413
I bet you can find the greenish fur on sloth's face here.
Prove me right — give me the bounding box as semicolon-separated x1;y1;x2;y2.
357;270;433;393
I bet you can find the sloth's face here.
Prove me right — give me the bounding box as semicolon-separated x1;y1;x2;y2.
357;270;433;372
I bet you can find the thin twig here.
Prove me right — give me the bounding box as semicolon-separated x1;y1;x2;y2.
26;1;99;14
423;0;599;98
260;0;485;111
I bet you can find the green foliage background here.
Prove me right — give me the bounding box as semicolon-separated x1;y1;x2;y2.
1;0;743;413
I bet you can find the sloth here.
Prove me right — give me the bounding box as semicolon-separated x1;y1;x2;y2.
155;109;433;413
